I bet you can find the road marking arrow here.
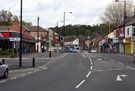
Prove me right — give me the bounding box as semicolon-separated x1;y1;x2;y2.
116;74;127;81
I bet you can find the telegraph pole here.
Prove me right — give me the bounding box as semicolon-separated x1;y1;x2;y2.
19;0;23;67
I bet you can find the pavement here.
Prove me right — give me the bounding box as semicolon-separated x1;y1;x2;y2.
0;52;63;71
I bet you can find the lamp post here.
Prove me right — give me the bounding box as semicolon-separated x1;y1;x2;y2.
19;0;23;67
63;12;72;33
37;17;39;52
62;12;72;52
115;0;126;54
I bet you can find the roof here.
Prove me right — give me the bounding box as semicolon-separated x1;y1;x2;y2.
22;26;30;32
116;16;134;28
78;36;88;42
0;26;10;30
27;26;48;32
125;16;135;26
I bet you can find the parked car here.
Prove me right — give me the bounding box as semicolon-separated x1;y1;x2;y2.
0;61;8;78
91;49;97;53
66;48;77;53
75;47;81;52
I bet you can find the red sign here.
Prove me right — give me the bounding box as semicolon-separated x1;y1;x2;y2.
22;34;32;40
0;33;9;37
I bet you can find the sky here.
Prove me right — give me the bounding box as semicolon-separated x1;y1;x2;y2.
0;0;135;28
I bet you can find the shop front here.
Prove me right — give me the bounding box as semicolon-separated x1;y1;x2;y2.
0;31;36;55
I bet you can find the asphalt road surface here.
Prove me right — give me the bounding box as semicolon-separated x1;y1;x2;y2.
0;52;135;91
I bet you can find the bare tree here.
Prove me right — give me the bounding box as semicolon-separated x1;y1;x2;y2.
100;0;134;26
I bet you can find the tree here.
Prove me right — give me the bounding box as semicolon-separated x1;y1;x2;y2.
85;30;91;36
22;21;32;26
0;10;32;26
100;0;134;26
0;10;13;26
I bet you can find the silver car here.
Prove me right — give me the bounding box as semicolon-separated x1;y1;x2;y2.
0;62;8;78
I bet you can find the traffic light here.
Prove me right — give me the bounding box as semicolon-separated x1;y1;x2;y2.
58;36;64;43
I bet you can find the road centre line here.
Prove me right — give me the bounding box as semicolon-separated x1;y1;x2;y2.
90;66;93;70
75;80;86;89
86;71;92;78
91;62;93;65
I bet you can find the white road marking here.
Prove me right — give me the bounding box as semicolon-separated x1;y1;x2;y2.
62;54;67;58
91;62;93;65
117;62;124;65
10;70;19;73
81;53;86;58
75;80;86;88
127;66;135;70
10;77;17;80
34;70;39;72
86;71;92;78
97;58;102;61
116;74;127;81
110;59;115;62
90;66;93;70
0;80;7;83
20;74;27;77
28;72;33;74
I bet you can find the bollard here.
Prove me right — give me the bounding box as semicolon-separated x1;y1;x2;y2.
134;56;135;63
2;59;5;64
49;51;51;58
32;57;35;67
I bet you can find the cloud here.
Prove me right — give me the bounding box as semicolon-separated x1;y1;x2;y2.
1;0;135;28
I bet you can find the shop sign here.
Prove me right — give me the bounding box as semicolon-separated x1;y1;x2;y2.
10;38;20;41
113;38;119;43
0;33;9;37
22;34;32;40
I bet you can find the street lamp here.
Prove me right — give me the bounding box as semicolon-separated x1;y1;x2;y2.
64;12;72;28
19;0;23;67
115;0;126;54
62;12;72;52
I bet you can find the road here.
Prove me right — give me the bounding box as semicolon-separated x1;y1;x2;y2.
0;52;135;91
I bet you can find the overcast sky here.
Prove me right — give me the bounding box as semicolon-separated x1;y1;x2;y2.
0;0;135;28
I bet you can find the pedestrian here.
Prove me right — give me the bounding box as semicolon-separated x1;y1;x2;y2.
42;46;44;52
44;46;46;52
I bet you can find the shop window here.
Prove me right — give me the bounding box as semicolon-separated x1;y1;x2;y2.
127;28;129;36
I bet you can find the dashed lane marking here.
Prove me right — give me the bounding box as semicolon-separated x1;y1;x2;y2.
90;66;93;70
75;80;86;89
86;71;92;78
